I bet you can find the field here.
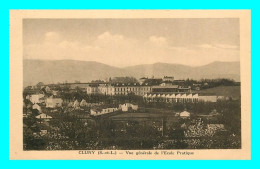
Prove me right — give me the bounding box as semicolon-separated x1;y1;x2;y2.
108;111;178;123
196;85;240;99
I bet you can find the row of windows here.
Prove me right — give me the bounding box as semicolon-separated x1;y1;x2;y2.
114;87;151;91
145;98;199;101
87;87;151;91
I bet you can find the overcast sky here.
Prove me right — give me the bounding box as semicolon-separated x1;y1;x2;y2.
23;18;240;67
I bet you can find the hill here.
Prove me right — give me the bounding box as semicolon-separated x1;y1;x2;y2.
196;86;241;99
23;60;128;87
23;60;240;87
124;61;240;81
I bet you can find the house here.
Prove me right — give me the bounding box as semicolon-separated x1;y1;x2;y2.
180;110;190;118
25;95;30;100
209;109;220;116
67;102;74;108
52;90;58;96
163;76;174;82
139;77;148;84
207;124;225;131
45;86;52;93
90;107;118;116
80;99;87;107
30;94;45;104
36;113;52;122
175;93;181;102
46;96;63;108
119;103;138;112
73;100;80;109
38;124;49;136
23;109;32;118
32;103;42;113
192;93;199;102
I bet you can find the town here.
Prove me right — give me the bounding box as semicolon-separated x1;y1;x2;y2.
23;76;241;150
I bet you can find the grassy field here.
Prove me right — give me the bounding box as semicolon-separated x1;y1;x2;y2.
108;111;178;122
196;85;240;99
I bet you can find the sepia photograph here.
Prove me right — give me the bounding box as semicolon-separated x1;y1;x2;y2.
9;10;251;160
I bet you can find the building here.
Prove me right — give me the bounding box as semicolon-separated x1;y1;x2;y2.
32;103;42;113
90;107;118;116
73;100;80;109
207;124;225;131
30;94;45;104
143;92;220;103
46;96;63;108
151;85;179;94
69;83;90;90
113;83;152;96
36;113;52;121
80;99;87;107
144;93;199;103
139;77;148;84
151;85;191;94
180;110;190;118
119;103;138;112
86;84;99;94
163;76;174;82
198;95;217;102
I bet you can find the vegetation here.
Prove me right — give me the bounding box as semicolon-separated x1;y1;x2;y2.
23;77;241;150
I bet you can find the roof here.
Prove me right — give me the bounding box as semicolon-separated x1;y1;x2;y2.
152;85;179;89
112;83;141;87
207;124;225;129
140;77;148;80
36;113;52;119
180;111;190;117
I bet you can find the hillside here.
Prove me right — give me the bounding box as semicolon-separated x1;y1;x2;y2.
124;61;240;81
23;60;129;86
196;86;241;99
23;60;240;87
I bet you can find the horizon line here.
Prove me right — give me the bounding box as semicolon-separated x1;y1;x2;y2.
23;58;240;68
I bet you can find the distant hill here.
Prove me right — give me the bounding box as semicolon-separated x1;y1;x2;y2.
23;60;240;87
124;61;240;81
23;60;128;87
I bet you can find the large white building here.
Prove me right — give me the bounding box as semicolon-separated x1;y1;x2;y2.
143;93;220;103
143;93;200;103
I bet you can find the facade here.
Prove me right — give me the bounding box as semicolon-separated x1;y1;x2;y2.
46;97;63;108
139;77;148;84
69;83;90;90
119;103;138;112
90;107;118;116
151;85;191;94
180;111;191;118
80;99;87;107
144;93;199;103
30;94;45;104
32;103;42;113
113;83;152;96
163;76;174;82
73;100;80;109
198;95;217;102
86;84;99;94
36;113;52;120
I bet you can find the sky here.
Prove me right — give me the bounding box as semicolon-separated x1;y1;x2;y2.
23;18;240;67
